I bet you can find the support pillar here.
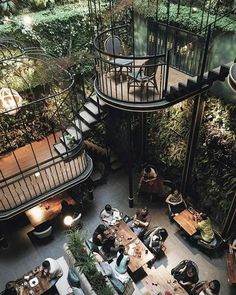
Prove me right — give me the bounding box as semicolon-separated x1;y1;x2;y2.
140;112;147;163
181;93;206;196
221;193;236;240
128;113;134;208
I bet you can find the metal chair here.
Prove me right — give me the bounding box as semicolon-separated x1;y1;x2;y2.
127;58;159;94
32;225;53;240
104;36;133;77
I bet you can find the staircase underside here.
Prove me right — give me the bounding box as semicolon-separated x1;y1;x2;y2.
0;154;93;220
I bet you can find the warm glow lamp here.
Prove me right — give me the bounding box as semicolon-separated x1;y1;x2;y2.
0;88;23;115
63;215;73;227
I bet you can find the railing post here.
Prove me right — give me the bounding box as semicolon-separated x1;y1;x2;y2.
199;24;212;81
164;49;170;97
128;113;134;208
181;92;206;196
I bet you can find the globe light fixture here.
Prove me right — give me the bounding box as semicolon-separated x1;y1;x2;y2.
0;88;23;115
63;215;73;227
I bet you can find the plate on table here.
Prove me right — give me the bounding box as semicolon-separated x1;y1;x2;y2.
29;277;39;287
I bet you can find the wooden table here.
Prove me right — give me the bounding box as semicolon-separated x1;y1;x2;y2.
227;252;236;284
142;266;188;295
25;193;75;227
16;267;50;295
112;221;138;246
111;221;154;273
174;209;197;236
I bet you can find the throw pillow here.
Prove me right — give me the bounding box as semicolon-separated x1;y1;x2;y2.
68;269;80;288
110;276;125;293
72;287;85;295
85;239;99;253
100;262;113;277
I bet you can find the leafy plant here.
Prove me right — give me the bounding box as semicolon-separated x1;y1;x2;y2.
67;230;113;295
0;0;17;17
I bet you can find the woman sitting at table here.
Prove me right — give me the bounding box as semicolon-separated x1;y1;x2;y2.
165;190;187;221
138;165;164;198
115;245;130;274
171;260;199;292
92;224;107;246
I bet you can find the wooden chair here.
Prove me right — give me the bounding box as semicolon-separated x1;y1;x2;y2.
127;58;159;94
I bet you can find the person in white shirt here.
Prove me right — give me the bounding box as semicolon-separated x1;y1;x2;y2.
191;280;220;295
42;258;63;286
100;204;121;225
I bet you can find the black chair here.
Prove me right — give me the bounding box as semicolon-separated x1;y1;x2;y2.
197;230;224;255
127;58;159;94
104;36;133;77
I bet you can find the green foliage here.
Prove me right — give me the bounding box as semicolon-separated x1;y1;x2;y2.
0;0;18;17
134;0;236;33
192;97;236;222
67;230;113;295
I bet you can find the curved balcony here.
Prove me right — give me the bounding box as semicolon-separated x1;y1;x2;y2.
94;25;192;112
0;40;92;219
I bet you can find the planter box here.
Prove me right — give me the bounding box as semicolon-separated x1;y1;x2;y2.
63;243;118;295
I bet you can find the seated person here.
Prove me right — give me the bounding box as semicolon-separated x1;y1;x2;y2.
92;224;107;246
143;227;168;256
171;260;199;292
115;245;130;274
41;258;63;286
128;207;151;237
231;237;236;251
101;235;118;258
100;204;122;225
190;280;220;295
193;213;215;243
165;190;187;219
138;165;164;196
4;282;17;295
61;200;75;216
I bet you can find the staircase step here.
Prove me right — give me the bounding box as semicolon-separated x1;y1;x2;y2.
90;95;106;107
79;111;97;125
73;119;90;133
54;143;72;159
60;132;81;147
66;127;82;141
84;101;102;118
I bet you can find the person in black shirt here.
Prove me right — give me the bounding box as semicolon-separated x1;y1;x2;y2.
171;260;199;292
92;224;107;246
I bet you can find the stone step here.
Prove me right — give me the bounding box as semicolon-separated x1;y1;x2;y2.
90;95;106;107
73;119;90;133
66;127;82;141
84;101;102;118
79;111;97;125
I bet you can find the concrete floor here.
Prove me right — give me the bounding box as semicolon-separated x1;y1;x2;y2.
0;169;235;294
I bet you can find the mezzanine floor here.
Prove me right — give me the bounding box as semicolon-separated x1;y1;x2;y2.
0;169;235;294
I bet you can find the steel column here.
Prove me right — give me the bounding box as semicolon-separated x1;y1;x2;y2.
181;93;206;196
128;113;134;208
222;193;236;240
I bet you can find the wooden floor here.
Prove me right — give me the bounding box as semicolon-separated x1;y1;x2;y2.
0;133;89;212
97;66;190;102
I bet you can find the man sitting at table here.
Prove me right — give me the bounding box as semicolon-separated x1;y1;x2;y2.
128;207;151;237
193;213;215;243
42;258;63;286
100;204;122;225
190;279;220;295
